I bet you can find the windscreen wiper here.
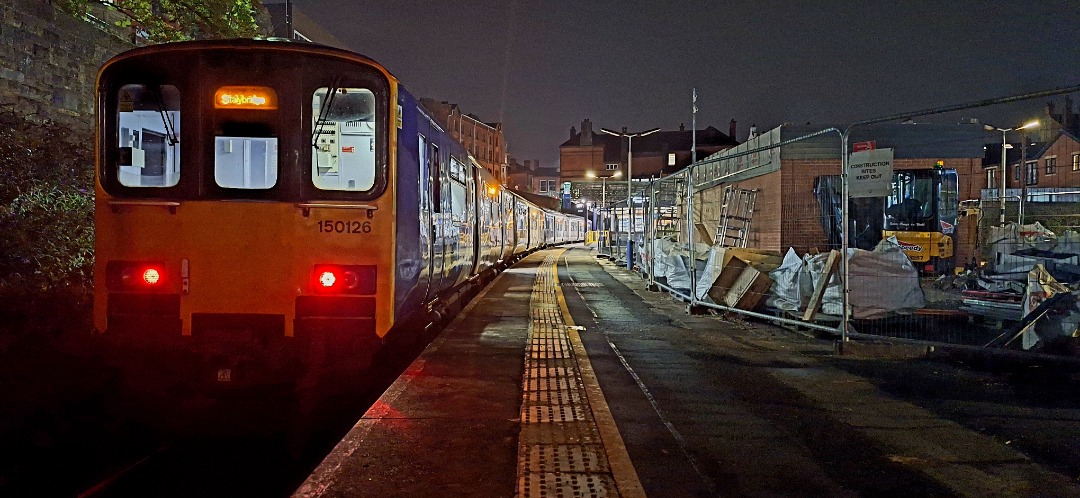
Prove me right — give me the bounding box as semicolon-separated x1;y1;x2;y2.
310;81;341;149
153;85;179;145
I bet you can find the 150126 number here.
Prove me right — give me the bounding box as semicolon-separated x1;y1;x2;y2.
318;220;372;234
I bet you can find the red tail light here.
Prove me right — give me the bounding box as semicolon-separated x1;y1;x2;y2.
106;261;168;291
311;265;376;295
142;268;162;285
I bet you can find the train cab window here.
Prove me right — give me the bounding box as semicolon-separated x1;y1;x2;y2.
311;87;377;191
116;84;181;187
214;135;279;189
213;86;279;190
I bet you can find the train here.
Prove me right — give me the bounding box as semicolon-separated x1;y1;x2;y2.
92;38;584;404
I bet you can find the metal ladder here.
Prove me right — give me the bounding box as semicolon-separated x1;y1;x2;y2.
715;186;757;248
652;176;686;242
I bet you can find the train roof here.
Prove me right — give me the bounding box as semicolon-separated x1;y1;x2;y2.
99;38;398;81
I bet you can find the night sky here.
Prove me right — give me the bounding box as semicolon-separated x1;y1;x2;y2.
292;1;1080;167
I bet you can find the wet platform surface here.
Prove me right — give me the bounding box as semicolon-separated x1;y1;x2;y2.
295;246;1080;497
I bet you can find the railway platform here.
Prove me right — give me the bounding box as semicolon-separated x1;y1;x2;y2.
294;246;1080;498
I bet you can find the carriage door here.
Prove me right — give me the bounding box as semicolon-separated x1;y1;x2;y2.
418;134;433;301
472;168;482;272
429;143;444;297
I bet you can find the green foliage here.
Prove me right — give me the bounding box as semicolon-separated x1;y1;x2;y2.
57;0;266;43
0;186;95;291
0;113;95;295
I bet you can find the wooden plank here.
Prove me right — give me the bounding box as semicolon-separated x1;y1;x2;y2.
694;223;714;246
802;250;840;321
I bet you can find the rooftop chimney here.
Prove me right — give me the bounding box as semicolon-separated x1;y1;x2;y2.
729;119;737;139
1047;101;1056;119
1065;96;1074;129
679;123;685;132
581;119;593;146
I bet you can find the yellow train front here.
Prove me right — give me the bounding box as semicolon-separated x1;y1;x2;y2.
93;40;401;403
93;39;586;419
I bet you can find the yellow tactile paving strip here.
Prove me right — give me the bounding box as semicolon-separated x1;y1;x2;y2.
515;250;645;498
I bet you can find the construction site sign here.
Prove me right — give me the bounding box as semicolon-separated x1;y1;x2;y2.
848;148;893;198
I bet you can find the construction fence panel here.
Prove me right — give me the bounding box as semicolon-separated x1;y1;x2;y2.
628;123;1080;359
645;171;692;299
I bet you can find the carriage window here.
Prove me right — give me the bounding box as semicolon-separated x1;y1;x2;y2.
116;84;181;187
449;156;465;182
312;87;377;191
214;136;279;189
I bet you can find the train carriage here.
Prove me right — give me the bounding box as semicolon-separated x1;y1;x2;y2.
93;39;582;402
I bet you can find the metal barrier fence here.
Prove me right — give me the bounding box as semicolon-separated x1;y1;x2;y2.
595;83;1080;361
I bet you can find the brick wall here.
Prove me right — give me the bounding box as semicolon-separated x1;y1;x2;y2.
0;1;132;129
560;145;606;179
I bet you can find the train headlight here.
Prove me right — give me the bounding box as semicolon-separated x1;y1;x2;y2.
318;271;337;288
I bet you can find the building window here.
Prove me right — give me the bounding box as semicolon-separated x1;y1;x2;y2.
1014;164;1021;181
986;168;996;190
539;180;556;192
605;163;619;171
668;153;676;166
1073;153;1079;171
1026;161;1038;186
1046;156;1057;175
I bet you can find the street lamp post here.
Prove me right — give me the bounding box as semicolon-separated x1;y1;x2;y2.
984;120;1038;227
600;127;661;269
586;170;621;254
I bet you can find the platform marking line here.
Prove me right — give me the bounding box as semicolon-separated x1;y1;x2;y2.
555;253;647;498
514;249;645;498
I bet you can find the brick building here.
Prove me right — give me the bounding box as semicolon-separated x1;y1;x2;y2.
560;118;740;208
506;159;560;198
692;123;987;266
986;130;1080;191
505;158;534;192
981;98;1080;208
419;98;507;184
